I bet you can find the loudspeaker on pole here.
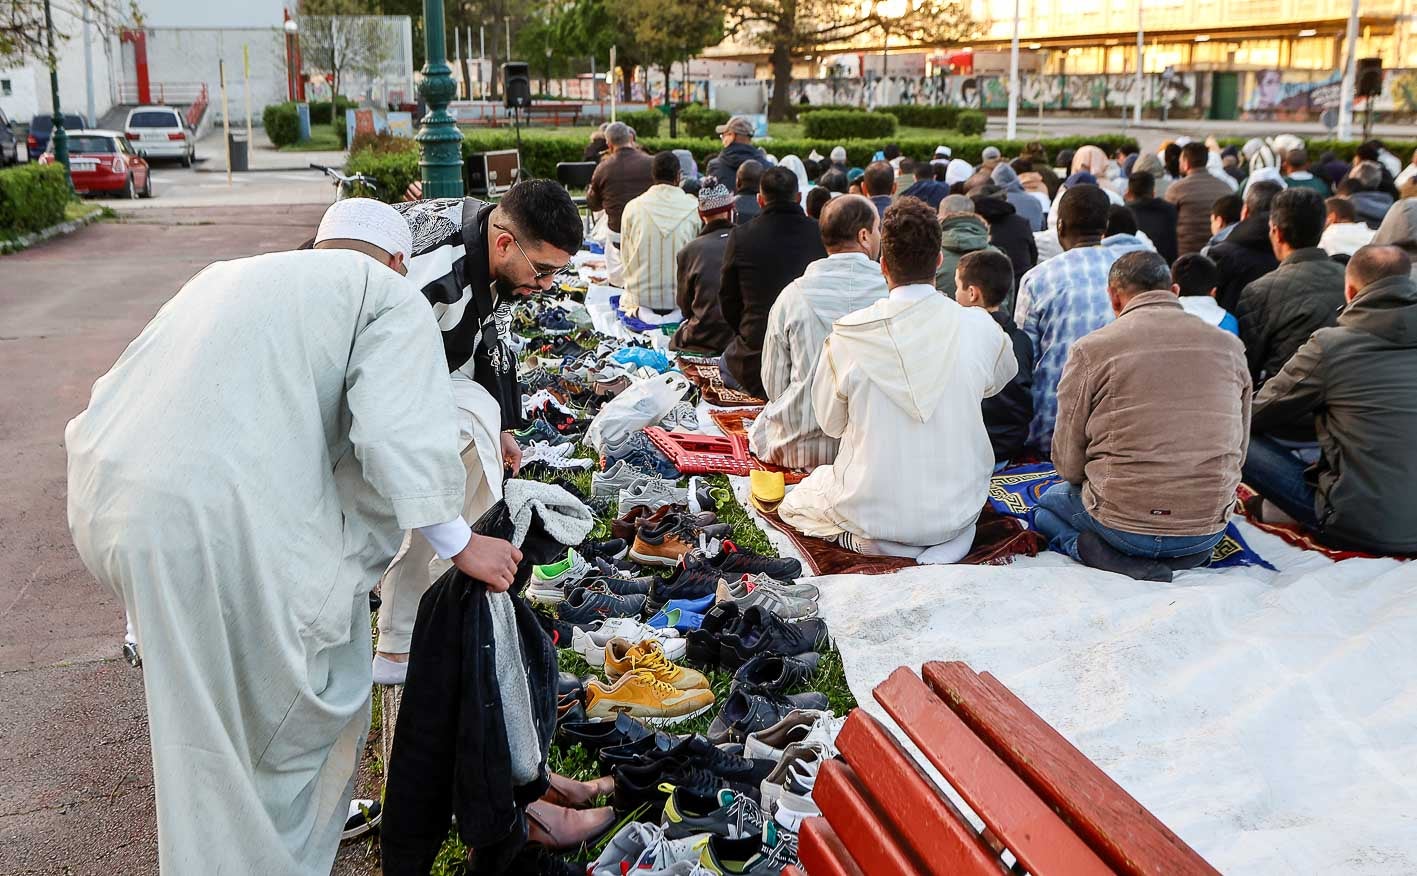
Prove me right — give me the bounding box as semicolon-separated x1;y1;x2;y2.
503;62;532;109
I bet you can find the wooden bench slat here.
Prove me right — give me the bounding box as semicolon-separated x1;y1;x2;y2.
874;667;1115;876
813;759;933;875
835;710;1008;874
781;867;808;876
797;817;867;876
924;661;1220;876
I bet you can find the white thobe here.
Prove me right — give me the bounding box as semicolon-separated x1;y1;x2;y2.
65;249;465;875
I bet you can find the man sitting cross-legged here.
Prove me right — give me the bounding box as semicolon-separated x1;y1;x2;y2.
750;194;888;469
1243;245;1417;555
1036;251;1252;582
954;249;1033;467
777;197;1017;563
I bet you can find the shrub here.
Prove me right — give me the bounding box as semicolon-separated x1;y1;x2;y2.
680;104;730;139
619;109;663;138
878;104;960;129
801;110;898;140
1216;136;1417;163
785;103;860;120
309;96;358;126
956;110;987;136
0;163;70;234
262;102;299;147
344;132;1141;203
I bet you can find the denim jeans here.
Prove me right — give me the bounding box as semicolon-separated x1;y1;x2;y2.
1241;435;1319;528
1034;481;1225;561
718;356;743;391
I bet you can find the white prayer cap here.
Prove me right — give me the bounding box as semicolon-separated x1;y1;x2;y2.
1247;166;1288;189
946;158;974;186
934;144;952;159
315;197;413;262
830;146;847;162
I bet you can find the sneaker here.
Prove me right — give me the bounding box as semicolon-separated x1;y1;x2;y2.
646;735;777;786
527;549;592;604
772;786;819;833
605;637;710;691
598;731;686;774
650;565;723;614
660;401;700;431
586;670;716;726
593;460;653;504
558;587;648;624
714;574;819;620
684;602;741;667
589;822;710;876
514;419;575;447
759;741;828;813
732;653;820;697
614;760;749;815
662;786;766;840
521;440;592;470
341;799;382;841
577;537;629;562
616;504;716;542
719;607;830;671
687;476;722;515
582;574;654;598
630;524;699;567
697;828;799;874
619;480;690;516
685;548;802;583
570;618;684;666
538;307;576;334
647;606;707;633
742;709;830;761
706;690;831;745
616;445;683;480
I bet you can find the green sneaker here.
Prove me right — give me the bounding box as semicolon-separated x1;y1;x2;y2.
526;549;590;605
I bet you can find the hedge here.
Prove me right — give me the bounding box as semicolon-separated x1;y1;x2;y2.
262;97;359;147
680;105;730;139
0;163;70;234
801;110;898;140
345;132;1142;203
878;104;961;128
619;109;662;138
956;110;987;136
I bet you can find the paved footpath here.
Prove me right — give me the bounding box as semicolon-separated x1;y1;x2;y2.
0;205;378;875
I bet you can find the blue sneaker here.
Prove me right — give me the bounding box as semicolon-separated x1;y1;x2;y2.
666;592;717;614
647;606;706;632
613;445;681;480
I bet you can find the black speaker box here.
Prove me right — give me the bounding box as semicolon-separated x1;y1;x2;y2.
1357;57;1383;98
503;62;532;109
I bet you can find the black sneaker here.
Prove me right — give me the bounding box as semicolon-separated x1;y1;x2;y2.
581;575;653;597
662;784;767;840
557;587;647;624
686;602;742;667
558;712;658;752
732;653;821;696
687;548;802;582
706;689;830;745
719;607;830;671
654;734;777;785
612;760;758;815
648;565;721;613
597;730;681;773
577;537;629;562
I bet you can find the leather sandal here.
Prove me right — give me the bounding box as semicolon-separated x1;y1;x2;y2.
524;800;616;850
540;771;614;808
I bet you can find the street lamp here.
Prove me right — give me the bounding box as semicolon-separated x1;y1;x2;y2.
43;0;70;185
417;0;464;197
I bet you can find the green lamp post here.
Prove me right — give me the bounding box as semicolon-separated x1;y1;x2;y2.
43;0;71;188
417;0;464;198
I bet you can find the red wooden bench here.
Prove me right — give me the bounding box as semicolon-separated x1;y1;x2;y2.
789;662;1219;875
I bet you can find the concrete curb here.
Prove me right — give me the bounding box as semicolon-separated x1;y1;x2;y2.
0;208;105;255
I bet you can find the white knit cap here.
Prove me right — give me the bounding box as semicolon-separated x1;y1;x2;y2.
315;197;413;261
946;158;974;186
830;146;847;162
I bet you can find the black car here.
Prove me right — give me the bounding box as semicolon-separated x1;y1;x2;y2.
27;113;88;158
0;107;18;166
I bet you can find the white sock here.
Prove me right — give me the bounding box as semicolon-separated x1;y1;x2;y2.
371;654;408;686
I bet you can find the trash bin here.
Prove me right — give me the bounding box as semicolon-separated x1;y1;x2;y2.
228;133;249;172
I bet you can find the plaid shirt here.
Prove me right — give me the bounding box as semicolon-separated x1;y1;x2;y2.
1014;235;1150;453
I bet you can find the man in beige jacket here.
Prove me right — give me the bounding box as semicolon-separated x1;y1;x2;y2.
619;151;702;314
1036;250;1252;582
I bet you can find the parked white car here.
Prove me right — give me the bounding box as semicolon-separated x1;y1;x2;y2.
123;106;195;166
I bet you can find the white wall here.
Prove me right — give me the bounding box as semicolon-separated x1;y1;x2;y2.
133;0;293;30
0;5;117;126
134;27;289;121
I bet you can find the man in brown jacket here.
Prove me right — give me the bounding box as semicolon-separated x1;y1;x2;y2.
585;121;653;235
1036;251;1252;582
1165;141;1235;257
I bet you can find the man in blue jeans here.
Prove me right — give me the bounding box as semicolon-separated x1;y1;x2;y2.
1036;251;1252;582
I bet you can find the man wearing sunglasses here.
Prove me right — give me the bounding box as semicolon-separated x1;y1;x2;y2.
376;180;582;688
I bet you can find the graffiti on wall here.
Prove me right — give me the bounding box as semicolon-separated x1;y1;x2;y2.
784;71;1199;111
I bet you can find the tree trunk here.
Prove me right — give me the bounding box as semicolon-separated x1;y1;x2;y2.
768;44;792;122
619;62;634;102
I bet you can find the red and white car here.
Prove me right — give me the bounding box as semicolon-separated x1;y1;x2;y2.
40;129;152;198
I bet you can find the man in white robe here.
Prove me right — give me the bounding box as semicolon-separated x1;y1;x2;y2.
65;198;521;875
778;196;1016;564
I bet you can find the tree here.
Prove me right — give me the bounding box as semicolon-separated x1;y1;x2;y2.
617;0;724;109
557;0;640;101
301;13;395;103
1;0;138;62
724;0;979;120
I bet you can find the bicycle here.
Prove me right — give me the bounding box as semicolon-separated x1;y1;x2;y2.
311;163;380;201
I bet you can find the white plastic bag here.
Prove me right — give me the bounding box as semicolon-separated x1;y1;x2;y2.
586;371;690;452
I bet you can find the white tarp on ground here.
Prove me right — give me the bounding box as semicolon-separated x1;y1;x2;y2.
806;519;1416;875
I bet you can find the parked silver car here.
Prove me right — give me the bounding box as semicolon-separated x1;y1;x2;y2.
123;105;195;166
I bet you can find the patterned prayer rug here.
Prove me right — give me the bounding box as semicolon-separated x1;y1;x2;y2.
757;505;1047;577
678;360;766;407
705;407;808;485
987;463;1274;570
1232;484;1387;563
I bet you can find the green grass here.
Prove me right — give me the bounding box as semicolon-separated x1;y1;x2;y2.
279;122;343;152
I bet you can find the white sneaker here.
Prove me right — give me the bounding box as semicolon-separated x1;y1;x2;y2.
743;709;831;761
760;741;828;813
522;441;591;470
571;618;685;666
526;549;591;604
636;830;712;871
618;479;688;515
659;401;700;431
773;787;819;832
